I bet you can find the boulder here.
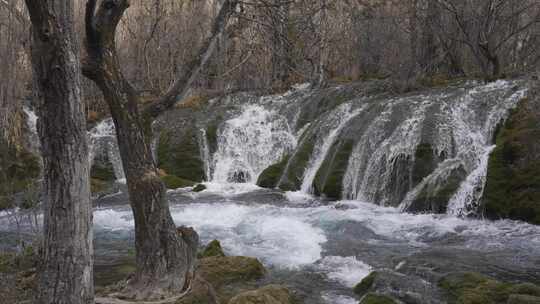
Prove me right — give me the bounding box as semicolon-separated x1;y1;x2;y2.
483;94;540;224
197;256;266;290
438;272;540;304
352;269;443;303
192;184;207;192
228;285;293;304
199;240;226;258
360;293;397;304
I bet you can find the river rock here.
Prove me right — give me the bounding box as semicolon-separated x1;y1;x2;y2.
199;240;226;258
359;293;398;304
227;285;293;304
438;272;540;304
483;88;540;225
352;269;444;304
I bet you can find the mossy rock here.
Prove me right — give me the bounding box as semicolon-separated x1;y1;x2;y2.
360;293;397;304
353;271;378;297
91;178;109;194
507;294;540;304
408;164;467;213
228;285;293;304
257;156;290;189
193;184;207;192
439;272;540;304
483;97;540;224
412;143;440;186
313;140;354;199
161;175;196;189
90;163;115;182
199;240;226;258
197;256;266;290
157;129;205;183
277;135;316;191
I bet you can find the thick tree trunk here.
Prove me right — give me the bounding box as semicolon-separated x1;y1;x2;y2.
85;52;198;299
24;1;93;304
82;0;236;300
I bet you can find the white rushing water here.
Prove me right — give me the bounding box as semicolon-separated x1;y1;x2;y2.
88;118;125;181
83;191;540;304
211;104;297;184
300;104;366;194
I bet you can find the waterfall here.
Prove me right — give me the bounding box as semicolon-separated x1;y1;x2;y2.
88;118;125;181
198;128;212;181
356;98;432;205
443;85;527;215
446;146;495;216
300;103;366;194
211;104;297;183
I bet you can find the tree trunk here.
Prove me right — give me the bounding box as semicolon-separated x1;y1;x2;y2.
24;1;93;304
85;50;198;300
82;0;236;300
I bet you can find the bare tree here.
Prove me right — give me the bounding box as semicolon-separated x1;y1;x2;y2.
23;0;93;303
82;0;238;300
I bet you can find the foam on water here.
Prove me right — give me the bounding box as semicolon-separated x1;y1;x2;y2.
201;182;262;196
89;195;540;276
321;293;358;304
316;256;372;287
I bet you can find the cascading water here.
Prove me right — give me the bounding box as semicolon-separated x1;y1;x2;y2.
202;80;526;216
300;103;366;194
198;128;212;181
210;104;297;183
354;97;433;205
88;118;125;181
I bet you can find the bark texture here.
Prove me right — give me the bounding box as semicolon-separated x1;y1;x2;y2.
83;0;237;300
24;1;93;303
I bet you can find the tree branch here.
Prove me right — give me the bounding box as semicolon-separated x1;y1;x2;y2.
143;0;239;119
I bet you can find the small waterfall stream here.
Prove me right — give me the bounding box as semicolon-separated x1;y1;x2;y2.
88;119;125;181
300;104;366;194
211;104;297;183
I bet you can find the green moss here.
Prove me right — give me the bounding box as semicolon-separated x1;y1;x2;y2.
354;271;378;296
199;240;225;258
314;140;354;199
412;143;438;186
483;98;540;224
439;272;540;304
360;293;397;304
197;256;266;289
161;175;196;189
192;184;207;192
278;135;316;191
409;165;467;213
228;285;293;304
157;130;205;183
90;164;115;181
90;178;107;194
257;155;290;189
